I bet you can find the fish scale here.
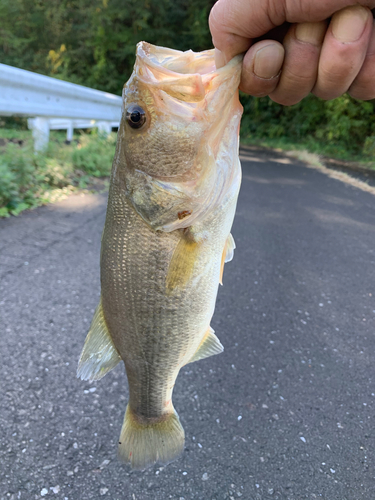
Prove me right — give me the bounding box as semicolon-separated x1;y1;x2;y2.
102;182;232;413
77;41;243;470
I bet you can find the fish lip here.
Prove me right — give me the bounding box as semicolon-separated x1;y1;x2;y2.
136;41;215;76
136;40;242;77
134;41;243;104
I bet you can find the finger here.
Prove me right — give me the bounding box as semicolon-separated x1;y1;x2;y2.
209;0;254;65
239;40;285;96
313;5;373;100
209;0;375;64
269;21;327;105
214;49;226;69
349;20;375;100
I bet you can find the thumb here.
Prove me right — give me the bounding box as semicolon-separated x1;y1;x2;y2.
209;0;275;63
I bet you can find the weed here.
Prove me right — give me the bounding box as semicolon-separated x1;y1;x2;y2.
0;128;116;217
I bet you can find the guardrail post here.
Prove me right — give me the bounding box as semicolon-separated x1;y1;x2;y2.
66;121;74;143
30;117;50;152
96;121;112;135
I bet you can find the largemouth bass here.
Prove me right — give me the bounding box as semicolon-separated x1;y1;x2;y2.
77;42;242;470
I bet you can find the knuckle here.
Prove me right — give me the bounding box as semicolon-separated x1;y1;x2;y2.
239;80;276;97
311;87;337;101
269;93;302;106
348;57;375;100
208;2;221;33
208;4;223;44
209;0;236;33
283;70;316;87
348;84;375;100
239;86;269;98
319;59;355;82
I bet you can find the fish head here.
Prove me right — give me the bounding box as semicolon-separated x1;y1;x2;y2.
120;42;242;181
116;42;243;231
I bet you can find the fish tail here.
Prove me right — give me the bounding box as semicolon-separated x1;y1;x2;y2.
118;405;185;470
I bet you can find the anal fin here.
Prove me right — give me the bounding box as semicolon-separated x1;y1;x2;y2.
225;233;236;263
189;327;224;364
77;298;121;381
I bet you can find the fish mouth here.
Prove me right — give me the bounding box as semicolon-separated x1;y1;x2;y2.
138;42;217;76
134;41;242;104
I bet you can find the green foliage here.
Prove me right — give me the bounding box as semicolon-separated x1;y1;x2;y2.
0;117;29;130
72;132;116;177
0;160;18;209
240;93;375;158
363;136;375;157
0;0;215;94
0;130;117;216
0;141;71;214
323;97;375;148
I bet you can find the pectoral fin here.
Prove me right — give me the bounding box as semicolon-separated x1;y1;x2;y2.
220;233;236;285
188;327;224;364
77;298;121;381
166;229;204;292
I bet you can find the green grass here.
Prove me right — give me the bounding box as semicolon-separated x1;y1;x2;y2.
241;134;375;171
0;127;116;217
2;122;374;219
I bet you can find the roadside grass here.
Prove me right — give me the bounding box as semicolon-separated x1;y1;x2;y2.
241;134;375;172
0;128;116;217
1;124;375;218
286;149;375;197
241;137;375;197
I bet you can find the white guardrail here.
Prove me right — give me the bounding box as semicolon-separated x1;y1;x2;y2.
0;63;123;150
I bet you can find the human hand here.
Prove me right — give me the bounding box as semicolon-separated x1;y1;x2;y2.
209;1;375;104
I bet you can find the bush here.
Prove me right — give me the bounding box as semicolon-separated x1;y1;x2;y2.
0;129;116;216
0;160;18;209
363;136;375;157
72;132;116;177
0;144;43;211
240;93;375;158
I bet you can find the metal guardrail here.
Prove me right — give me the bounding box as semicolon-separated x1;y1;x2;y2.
27;118;120;144
0;63;122;150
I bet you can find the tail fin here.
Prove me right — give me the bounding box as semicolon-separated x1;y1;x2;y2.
118;405;185;470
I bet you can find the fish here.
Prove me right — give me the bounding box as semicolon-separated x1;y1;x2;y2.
77;41;243;470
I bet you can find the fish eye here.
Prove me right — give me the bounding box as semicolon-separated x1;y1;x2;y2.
126;104;146;129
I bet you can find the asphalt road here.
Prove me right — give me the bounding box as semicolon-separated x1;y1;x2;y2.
1;147;375;500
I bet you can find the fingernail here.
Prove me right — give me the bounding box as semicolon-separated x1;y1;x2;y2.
253;44;284;79
295;22;327;45
331;5;370;43
214;49;226;69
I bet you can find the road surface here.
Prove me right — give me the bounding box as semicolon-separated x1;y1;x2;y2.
1;147;375;500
